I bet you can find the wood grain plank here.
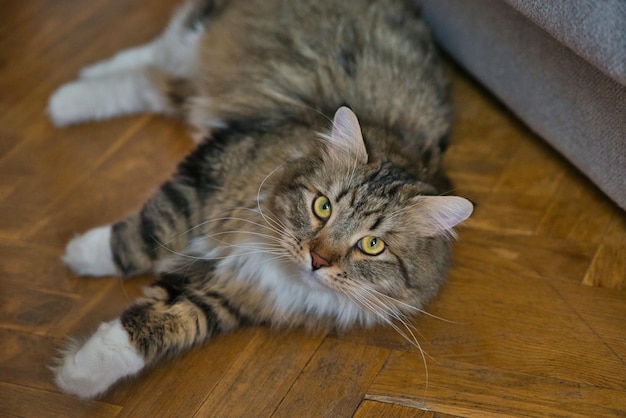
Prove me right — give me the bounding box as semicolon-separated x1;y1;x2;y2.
111;329;260;417
583;213;626;289
552;280;626;363
455;227;596;284
459;191;553;236
0;330;59;393
0;381;121;418
354;400;460;418
272;339;389;418
45;276;152;339
367;352;626;418
491;133;566;199
0;242;76;294
443;152;509;195
537;170;615;245
193;329;325;417
26;117;193;247
0;287;74;335
413;263;626;390
0;118;150;242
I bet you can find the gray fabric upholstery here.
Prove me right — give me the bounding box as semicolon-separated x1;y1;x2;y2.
417;0;626;210
506;0;626;85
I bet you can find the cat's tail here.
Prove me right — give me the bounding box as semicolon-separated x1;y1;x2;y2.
47;0;221;127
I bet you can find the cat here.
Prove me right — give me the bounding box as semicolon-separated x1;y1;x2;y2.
48;0;473;399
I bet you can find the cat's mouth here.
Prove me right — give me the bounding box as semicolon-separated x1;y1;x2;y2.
297;268;331;291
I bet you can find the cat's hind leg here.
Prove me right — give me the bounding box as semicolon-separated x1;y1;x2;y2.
78;0;203;81
78;43;158;80
47;0;216;127
47;70;169;127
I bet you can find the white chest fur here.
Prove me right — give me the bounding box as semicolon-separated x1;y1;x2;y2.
215;248;373;328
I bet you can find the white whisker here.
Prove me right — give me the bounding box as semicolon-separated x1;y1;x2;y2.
337;280;431;403
203;229;287;245
256;161;290;233
360;283;461;325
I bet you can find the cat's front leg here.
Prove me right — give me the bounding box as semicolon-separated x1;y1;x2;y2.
64;173;205;277
55;270;243;398
63;225;118;276
54;318;145;399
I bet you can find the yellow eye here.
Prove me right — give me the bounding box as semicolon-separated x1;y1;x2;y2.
358;236;385;256
312;195;332;221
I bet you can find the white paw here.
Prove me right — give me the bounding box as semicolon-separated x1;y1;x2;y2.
54;319;145;399
47;80;100;127
63;226;118;276
47;72;166;127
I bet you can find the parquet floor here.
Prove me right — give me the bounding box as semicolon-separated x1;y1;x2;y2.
1;1;625;417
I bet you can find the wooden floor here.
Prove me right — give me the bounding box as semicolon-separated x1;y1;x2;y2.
1;1;625;417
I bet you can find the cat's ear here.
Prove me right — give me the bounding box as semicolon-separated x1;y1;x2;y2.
410;195;474;237
327;106;368;164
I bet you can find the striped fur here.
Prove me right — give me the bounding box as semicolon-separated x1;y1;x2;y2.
51;0;474;398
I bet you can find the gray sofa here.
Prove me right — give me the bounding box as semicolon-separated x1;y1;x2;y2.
416;0;625;210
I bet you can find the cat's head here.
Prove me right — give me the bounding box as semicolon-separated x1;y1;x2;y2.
268;107;473;319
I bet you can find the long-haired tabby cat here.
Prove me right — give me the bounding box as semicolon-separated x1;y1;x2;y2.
48;0;473;399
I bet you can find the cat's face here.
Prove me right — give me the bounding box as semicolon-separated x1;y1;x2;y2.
269;157;451;310
265;107;472;314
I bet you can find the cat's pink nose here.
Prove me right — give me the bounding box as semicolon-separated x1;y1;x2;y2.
310;250;331;270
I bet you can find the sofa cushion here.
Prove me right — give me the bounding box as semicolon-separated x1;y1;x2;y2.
505;0;626;85
416;0;626;210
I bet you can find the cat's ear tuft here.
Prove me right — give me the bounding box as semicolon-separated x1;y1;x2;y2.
327;106;368;164
410;196;474;237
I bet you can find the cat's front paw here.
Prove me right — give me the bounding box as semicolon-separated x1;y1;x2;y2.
54;319;145;398
63;226;118;276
